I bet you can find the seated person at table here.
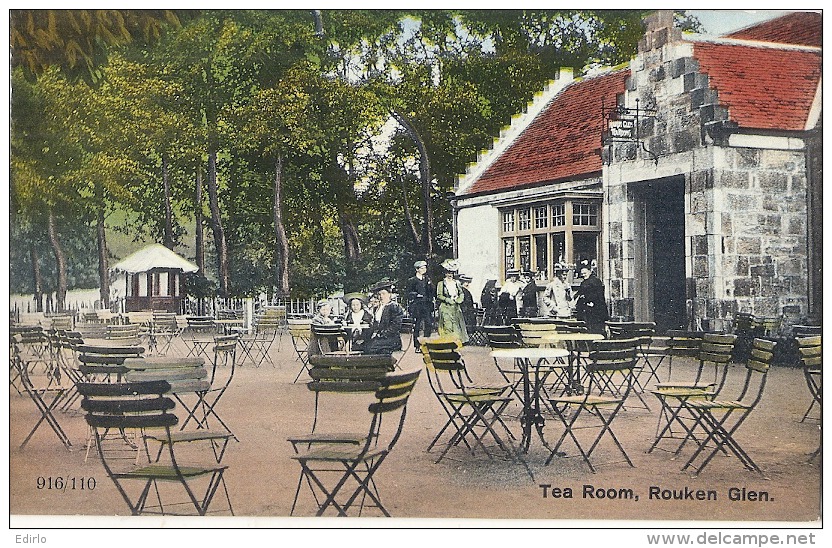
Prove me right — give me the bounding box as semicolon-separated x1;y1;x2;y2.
343;292;373;352
364;280;404;356
310;299;338;356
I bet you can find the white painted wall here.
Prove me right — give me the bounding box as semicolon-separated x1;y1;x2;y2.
456;204;501;302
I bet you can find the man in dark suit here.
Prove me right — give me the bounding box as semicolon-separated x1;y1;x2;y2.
364;279;405;355
406;260;434;352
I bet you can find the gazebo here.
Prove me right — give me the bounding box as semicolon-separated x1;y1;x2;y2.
111;244;199;313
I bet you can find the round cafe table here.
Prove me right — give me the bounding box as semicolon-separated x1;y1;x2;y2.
489;346;568;453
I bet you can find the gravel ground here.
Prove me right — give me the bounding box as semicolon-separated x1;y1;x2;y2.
9;335;823;527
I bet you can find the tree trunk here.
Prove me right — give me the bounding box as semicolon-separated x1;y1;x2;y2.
391;109;434;260
46;208;67;312
195;167;205;273
162;153;175;249
339;211;362;292
398;170;422;245
96;204;110;309
29;244;43;313
273;154;290;298
207;148;230;297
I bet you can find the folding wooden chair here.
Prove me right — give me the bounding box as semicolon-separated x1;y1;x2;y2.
664;330;704;379
288;353;394;515
151;312;181;356
681;338;774;476
106;324;142;347
420;338;529;476
647;333;736;455
796;333;822;422
288;369;422;517
129;340;238;464
238;313;282;367
796;336;821;460
545;338;639;472
12;334;73;450
78;380;233;516
288;319;313;382
182;316;217;359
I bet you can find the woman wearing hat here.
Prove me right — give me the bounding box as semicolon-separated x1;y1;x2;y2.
343;293;373;352
436;259;469;344
574;260;609;334
543;263;574;318
364;280;405;355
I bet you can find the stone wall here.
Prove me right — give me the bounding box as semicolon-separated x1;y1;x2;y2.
604;13;812;332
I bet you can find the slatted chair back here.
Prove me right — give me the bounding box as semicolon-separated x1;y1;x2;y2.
512;319;562;348
366;369;422;439
185;316;217;332
482;325;522;349
124;358;210;392
106;324;142;346
77;380;232;516
420;338;469;394
77;344;146;380
48;315;74;332
664;330;704;376
793;325;822;338
310;323;347;354
304;353;394;434
797;336;821;400
696;333;737;391
606;321;655;344
752;316;782;338
152;312;179;331
584;338;639;397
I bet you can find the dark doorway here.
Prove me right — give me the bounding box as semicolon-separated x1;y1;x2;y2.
633;177;687;333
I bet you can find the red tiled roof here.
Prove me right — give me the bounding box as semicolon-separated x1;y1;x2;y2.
464;69;629;196
693;41;821;131
726;11;822;47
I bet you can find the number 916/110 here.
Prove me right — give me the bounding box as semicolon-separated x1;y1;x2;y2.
36;476;97;491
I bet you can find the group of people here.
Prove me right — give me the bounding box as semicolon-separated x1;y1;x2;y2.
308;256;609;358
486;260;609;334
407;258;476;351
310;279;406;356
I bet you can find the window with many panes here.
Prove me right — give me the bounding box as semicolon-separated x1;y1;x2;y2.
502;211;514;232
573;202;598;226
500;198;600;280
534;206;548;229
552;203;565;226
518;208;531;231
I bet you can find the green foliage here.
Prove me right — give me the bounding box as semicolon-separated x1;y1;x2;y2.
9;9;678;300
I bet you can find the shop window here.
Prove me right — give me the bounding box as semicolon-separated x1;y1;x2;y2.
503;211;515;232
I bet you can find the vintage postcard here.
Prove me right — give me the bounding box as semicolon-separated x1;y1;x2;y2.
7;6;823;540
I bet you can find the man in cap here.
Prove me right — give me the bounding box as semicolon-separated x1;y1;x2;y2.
364;280;405;355
406;260;434;352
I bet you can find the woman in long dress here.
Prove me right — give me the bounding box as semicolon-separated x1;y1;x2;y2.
436;259;469;344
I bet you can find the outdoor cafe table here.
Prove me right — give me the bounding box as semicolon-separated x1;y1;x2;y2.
489;346;569;453
541;332;605;393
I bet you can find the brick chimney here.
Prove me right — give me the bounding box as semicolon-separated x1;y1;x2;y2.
638;10;683;53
